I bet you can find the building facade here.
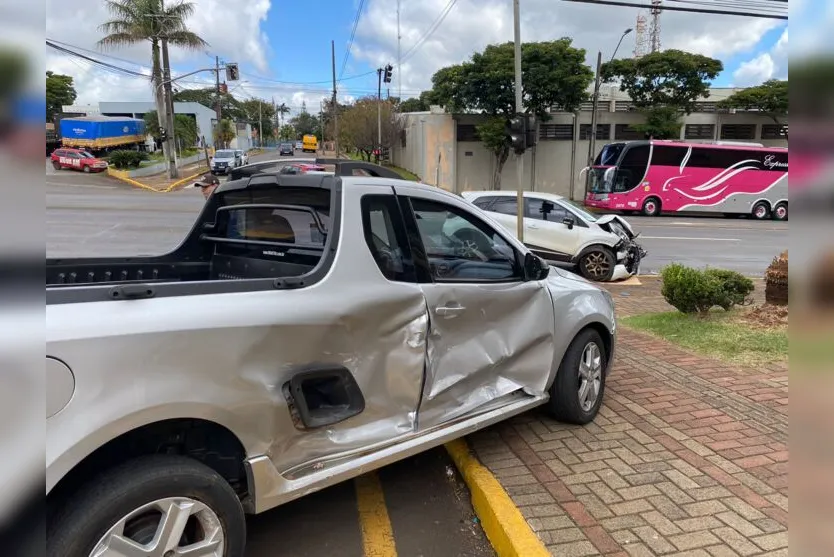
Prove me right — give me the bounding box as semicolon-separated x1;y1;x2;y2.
392;88;788;199
61;101;253;150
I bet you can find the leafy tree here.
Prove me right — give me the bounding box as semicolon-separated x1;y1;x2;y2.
46;71;77;122
213;118;236;149
172;87;246;121
143;109;198;149
601;49;723;139
279;124;295;140
427;39;594;189
398;91;435;113
290;110;320;137
276;102;290;126
340;97;402;161
238;98;276;141
718;79;787;130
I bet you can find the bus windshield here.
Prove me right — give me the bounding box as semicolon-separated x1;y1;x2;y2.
594;143;625;166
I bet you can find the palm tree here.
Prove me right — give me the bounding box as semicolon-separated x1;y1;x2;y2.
277;103;290;127
97;0;206;135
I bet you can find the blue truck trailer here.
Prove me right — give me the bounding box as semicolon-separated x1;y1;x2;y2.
59;116;147;151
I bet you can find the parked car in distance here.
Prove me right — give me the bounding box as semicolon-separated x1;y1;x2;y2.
45;160;616;556
210;149;239;175
234;149;249;166
462;190;646;282
295;140;303;150
279;142;294;156
50;147;108;173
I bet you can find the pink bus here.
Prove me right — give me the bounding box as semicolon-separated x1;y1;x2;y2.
583;140;789;220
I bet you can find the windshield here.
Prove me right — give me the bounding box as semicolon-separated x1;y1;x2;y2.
594;143;625;166
587;167;611;194
215;150;234;158
563;199;598;222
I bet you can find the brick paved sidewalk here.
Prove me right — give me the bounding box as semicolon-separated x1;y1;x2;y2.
467;279;787;557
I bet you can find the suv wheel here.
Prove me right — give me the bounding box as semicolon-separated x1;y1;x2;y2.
578;248;615;282
48;455;246;557
548;328;608;425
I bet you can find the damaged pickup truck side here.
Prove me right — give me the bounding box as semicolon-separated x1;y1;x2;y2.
46;161;617;556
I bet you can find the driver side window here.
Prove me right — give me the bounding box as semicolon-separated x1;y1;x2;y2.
409;198;521;282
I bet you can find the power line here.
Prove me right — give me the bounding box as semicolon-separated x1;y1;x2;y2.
340;0;366;79
400;0;459;63
46;41;151;78
560;0;787;18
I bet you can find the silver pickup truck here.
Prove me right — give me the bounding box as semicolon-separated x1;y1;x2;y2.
46;160;617;556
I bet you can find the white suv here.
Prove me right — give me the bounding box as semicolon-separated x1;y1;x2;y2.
462;191;646;282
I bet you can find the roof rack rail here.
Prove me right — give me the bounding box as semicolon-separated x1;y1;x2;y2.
315;158;402;179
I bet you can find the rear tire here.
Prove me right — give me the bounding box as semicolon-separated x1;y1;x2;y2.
47;455;246;557
548;328;608;425
642;197;661;217
578;248;615;282
52;161;61;170
752;201;771;220
772;202;788;221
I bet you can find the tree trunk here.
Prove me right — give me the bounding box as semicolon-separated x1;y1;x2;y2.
491;145;510;190
161;38;179;179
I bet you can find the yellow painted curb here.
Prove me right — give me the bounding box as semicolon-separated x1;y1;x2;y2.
445;438;550;557
106;168;206;193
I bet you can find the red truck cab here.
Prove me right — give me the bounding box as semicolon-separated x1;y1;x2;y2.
51;148;109;173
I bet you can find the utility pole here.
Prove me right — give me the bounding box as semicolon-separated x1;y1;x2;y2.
586;51;602;200
258;101;263;147
214;55;222;148
331;40;339;158
397;0;402;102
377;67;383;160
161;36;178;179
513;0;524;241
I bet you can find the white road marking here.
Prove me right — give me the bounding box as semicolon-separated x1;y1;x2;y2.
640;236;740;241
47;181;118;189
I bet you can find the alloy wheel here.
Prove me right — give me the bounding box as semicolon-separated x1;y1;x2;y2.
578;342;603;412
583;252;611;280
89;497;224;557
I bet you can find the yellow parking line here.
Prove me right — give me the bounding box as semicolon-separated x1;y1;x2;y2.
354;472;397;557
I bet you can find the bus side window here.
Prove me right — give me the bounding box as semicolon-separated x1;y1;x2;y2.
651;145;688;167
615;145;650;192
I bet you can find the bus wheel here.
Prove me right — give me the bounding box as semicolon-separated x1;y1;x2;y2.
772;202;788;221
752;201;771;220
642;197;661;217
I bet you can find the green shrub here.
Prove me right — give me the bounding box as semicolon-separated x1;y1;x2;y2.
661;263;722;314
108;150;149;169
704;268;755;310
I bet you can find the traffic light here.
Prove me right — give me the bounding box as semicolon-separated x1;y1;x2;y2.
507;113;527;154
225;63;239;81
525;115;537;151
383;64;393;83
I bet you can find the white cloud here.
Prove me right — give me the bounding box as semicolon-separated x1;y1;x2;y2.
732;27;788;86
353;0;785;98
733;53;775;86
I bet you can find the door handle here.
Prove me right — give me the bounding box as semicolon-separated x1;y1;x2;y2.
527;223;539;229
435;304;466;317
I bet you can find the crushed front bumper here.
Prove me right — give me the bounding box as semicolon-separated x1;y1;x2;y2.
611;241;647;281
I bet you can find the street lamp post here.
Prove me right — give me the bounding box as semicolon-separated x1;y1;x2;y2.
584;28;632;200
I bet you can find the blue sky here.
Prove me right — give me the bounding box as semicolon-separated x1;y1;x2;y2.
44;0;793;110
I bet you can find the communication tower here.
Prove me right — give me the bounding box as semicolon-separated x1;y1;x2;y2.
634;13;649;58
649;0;662;52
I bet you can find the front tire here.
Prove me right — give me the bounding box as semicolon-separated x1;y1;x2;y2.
642;196;661;217
47;455;246;557
578;248;615;282
547;328;608;425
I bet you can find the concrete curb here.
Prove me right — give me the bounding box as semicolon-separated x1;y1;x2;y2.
444;438;550;557
106;168;205;193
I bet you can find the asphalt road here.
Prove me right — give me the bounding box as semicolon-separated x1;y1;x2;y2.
46;152;788;275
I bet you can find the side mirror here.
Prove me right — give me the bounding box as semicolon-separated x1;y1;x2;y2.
562;216;575;230
524;252;550;281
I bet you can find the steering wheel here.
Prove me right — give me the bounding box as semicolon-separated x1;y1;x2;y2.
452;228;492;261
